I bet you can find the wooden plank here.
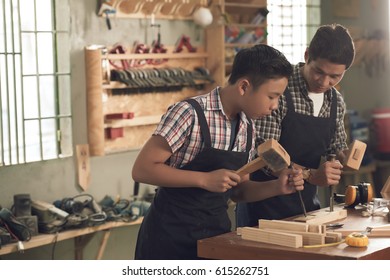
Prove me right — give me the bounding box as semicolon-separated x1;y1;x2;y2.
308;224;322;233
325;232;343;242
241;227;303;248
293;208;347;225
261;228;325;246
334;225;390;237
259;219;308;232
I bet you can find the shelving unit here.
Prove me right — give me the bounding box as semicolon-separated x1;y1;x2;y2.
86;0;267;156
206;0;268;85
85;46;213;156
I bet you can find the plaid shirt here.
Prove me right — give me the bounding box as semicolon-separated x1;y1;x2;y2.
154;87;256;168
255;63;348;153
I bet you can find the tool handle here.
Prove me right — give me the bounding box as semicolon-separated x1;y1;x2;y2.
327;153;336;162
236;157;266;177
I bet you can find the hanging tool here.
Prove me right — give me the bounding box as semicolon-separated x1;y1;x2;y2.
98;1;116;30
327;154;336;212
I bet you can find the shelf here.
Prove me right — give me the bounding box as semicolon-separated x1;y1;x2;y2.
103;52;208;61
225;2;266;9
225;23;266;28
99;0;203;20
225;43;260;48
0;219;143;256
85;45;211;155
105;115;162;128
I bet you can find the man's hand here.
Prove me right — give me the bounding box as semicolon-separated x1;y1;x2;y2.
309;160;343;187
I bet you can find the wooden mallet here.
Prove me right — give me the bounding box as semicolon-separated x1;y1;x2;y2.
344;139;367;170
236;139;291;177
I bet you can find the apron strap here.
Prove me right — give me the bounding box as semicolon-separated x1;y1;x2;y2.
245;118;253;152
185;99;212;148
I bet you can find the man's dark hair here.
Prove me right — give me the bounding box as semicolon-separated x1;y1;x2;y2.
308;23;355;69
228;44;292;89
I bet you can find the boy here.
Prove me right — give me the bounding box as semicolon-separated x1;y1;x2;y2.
132;44;303;259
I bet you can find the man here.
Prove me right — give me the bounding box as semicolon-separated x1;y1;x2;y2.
236;24;355;226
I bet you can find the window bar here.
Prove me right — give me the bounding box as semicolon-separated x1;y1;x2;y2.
33;0;44;161
16;0;26;164
0;0;5;165
3;0;12;165
52;0;61;158
10;0;20;164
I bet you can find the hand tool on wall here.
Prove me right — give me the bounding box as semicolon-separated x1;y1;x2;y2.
236;139;290;177
327;153;336;212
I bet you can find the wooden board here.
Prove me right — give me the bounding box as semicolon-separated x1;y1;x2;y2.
241;227;303;248
293;208;348;225
258;219;308;232
333;224;390;237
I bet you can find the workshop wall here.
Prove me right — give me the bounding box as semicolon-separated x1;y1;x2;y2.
0;0;203;259
321;0;390;119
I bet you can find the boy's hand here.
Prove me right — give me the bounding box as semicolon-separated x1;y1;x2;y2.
278;168;304;194
202;169;241;193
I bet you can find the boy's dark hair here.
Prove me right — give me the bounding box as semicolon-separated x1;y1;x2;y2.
308;23;355;69
228;44;292;89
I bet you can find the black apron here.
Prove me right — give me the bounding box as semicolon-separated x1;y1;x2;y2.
135;99;252;259
236;88;337;226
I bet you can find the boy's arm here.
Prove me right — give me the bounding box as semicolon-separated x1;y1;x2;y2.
132;135;241;192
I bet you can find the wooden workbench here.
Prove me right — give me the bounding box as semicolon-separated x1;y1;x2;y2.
0;218;142;259
197;208;390;260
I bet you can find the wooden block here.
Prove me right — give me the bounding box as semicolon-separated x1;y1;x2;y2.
308;224;322;233
241;227;303;248
76;144;91;191
236;227;243;236
325;232;343;242
344;140;367;170
293;208;347;225
380;176;390;199
262;228;325;246
325;235;337;243
259;219;308;232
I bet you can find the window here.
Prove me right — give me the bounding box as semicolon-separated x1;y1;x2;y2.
0;0;71;166
267;0;321;64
